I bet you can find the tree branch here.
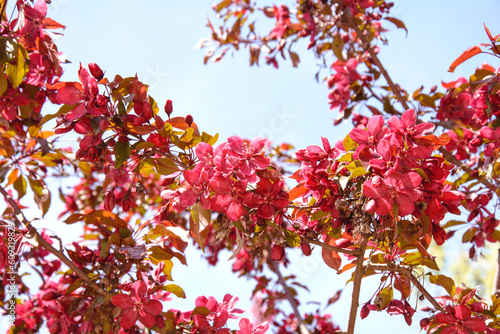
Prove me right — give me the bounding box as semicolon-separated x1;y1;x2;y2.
366;263;446;313
347;233;369;334
268;258;311;334
493;248;500;295
345;8;410;112
438;147;497;192
0;184;111;297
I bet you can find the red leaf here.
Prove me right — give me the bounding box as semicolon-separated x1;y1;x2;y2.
448;45;482;73
168;116;200;135
327;290;342;306
288;184;307;201
42;17;66;29
322;236;341;270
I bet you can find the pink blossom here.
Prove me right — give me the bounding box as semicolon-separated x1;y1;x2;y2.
111;280;163;329
363;171;422;217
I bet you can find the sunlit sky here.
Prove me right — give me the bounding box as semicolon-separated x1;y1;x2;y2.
7;0;500;333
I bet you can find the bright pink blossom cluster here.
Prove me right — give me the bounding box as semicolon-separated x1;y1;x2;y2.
163;137;289;222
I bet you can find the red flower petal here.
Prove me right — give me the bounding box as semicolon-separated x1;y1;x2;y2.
111;294;135;309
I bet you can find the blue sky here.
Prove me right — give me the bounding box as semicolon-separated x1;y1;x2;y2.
8;1;500;333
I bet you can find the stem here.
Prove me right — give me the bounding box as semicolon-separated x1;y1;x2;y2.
302;236;360;257
345;8;409;112
493;248;500;295
0;184;111;297
438;147;497;192
268;258;311;334
346;234;369;334
367;263;446;313
345;8;500;196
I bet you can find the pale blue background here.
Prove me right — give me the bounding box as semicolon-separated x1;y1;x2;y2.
4;1;500;333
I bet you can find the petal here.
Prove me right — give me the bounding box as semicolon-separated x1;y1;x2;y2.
138;309;156;328
57;85;84;105
435;313;457;325
179;190;198;207
120;308;139;329
195;142;214;161
143;299;163;315
111;294;135;309
239;318;252;333
34;0;48;18
387;115;404;134
228;136;246;155
454;305;471;321
401;109;416;129
414;123;435;135
249;137;269;153
396;195;416;216
131;280;147;298
226;200;245;221
402;172;422;189
367;115;384;136
376;197;393;216
349;128;369;144
463;318;487;332
65;103;86;121
257;203;275;219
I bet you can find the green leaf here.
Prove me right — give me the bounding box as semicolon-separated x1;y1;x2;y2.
13;174;27;199
114;141;131;168
164;284;186;298
0;66;7;96
429;274;456;296
27;177;50;217
154;158;179;175
39;104;77;126
343;134;357;152
375;286;393;310
284;229;301;247
5;43;28;88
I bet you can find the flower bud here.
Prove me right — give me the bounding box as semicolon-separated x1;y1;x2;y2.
164;100;173;116
185;114;193;127
104;192;116;211
88;63;104;81
41;291;59;301
301;242;312;256
271;244;285;261
360;304;370;319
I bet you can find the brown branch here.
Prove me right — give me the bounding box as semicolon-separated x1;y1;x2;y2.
345;8;409;113
438;147;497;192
366;263;446;313
268;258;311;334
0;184;111;297
347;233;369;334
345;8;500;196
493;248;500;295
302;236;360;257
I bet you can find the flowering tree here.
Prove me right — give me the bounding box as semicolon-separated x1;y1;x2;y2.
2;0;500;333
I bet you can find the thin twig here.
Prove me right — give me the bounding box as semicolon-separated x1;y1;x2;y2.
345;8;499;195
302;236;360;257
438;147;497;192
366;263;446;313
268;258;311;334
0;184;111;297
346;233;369;334
345;8;409;113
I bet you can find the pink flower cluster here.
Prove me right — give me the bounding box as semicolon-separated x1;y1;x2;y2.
349;110;463;240
326;59;360;113
162;136;289;222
